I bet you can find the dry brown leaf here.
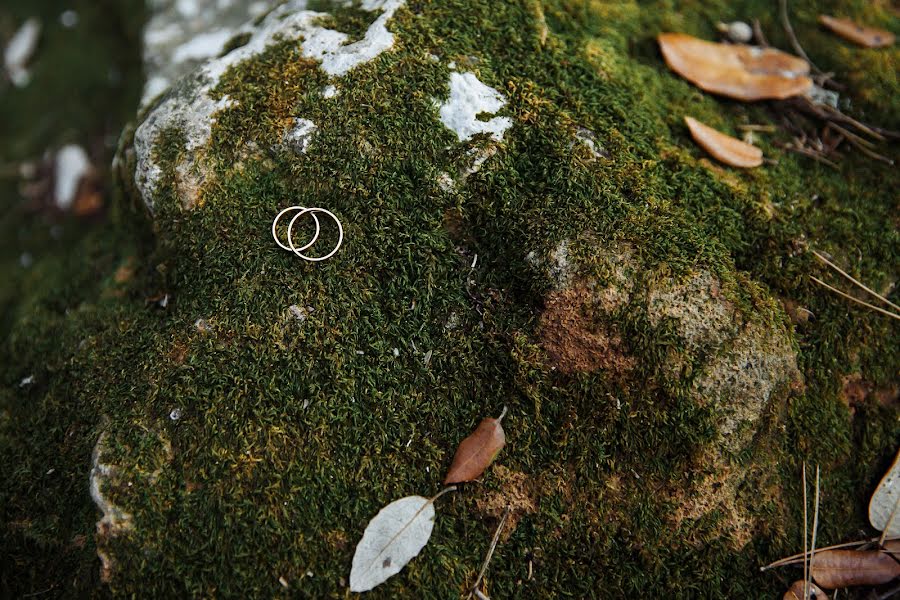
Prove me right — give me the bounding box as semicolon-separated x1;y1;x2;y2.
818;16;895;48
658;32;812;101
810;549;900;589
784;579;828;600
684;116;763;168
444;410;506;484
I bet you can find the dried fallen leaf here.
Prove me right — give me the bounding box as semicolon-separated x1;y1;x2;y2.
350;488;454;593
810;549;900;589
869;449;900;539
818;16;895;48
444;408;507;484
784;579;828;600
658;32;812;101
684;116;763;168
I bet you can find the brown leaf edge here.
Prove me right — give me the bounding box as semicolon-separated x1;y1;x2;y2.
783;579;828;600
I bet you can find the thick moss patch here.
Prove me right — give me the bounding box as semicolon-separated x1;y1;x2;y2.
1;0;897;597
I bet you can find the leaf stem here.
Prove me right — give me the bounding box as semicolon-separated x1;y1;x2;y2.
812;251;900;313
497;406;508;423
431;486;458;504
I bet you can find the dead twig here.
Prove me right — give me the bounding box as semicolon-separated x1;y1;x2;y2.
752;18;770;47
775;142;839;169
803;463;809;598
779;0;823;75
467;507;511;600
805;465;821;600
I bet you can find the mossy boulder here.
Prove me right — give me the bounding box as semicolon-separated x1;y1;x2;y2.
2;0;898;597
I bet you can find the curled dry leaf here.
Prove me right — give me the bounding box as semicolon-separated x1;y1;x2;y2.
684;116;763;168
869;448;900;539
658;33;812;101
818;16;895;48
810;549;900;589
350;489;454;592
784;579;828;600
444;409;507;484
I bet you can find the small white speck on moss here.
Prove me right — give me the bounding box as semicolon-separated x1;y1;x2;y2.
169;408;183;421
322;84;338;98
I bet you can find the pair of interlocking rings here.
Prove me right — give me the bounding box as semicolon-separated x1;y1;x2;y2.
271;206;343;262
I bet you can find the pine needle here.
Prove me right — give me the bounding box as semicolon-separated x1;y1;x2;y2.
812;251;900;313
811;277;900;321
803;463;808;599
805;466;820;599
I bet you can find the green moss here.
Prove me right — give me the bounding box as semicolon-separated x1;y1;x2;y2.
1;0;898;597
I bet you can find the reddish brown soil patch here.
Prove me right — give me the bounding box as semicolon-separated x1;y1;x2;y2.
841;374;900;413
475;465;539;541
539;285;635;375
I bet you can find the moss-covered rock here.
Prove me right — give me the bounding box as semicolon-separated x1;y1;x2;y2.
3;0;898;597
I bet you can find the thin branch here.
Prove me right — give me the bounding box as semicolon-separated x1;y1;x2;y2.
752;18;770;47
467;507;511;600
777;143;839;169
806;466;821;599
803;463;809;599
779;0;822;74
812;250;900;313
811;276;900;321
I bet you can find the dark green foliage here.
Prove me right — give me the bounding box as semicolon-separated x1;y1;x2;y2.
1;0;897;598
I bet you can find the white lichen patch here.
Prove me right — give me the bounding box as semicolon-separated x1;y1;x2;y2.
171;28;236;64
283;118;317;154
89;434;134;581
549;239;573;288
322;84;338;98
134;89;233;209
4;17;41;88
89;435;134;534
302;0;405;77
439;72;512;142
135;0;407;210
